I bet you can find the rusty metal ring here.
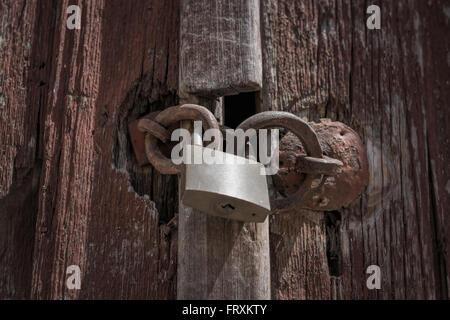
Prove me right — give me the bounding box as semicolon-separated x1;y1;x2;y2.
137;118;170;143
144;104;220;175
236;111;323;211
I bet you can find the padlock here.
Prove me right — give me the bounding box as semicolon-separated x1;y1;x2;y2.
181;145;271;223
130;106;368;222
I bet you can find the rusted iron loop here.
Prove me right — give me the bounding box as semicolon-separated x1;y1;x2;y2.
236;111;327;211
137;118;170;143
237;111;323;156
144;104;220;175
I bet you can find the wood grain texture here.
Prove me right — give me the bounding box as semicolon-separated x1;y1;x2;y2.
1;0;448;300
180;0;262;96
261;0;449;299
178;203;271;299
17;0;180;299
0;0;42;299
269;212;330;299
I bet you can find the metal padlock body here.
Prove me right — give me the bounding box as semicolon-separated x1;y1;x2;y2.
181;145;271;222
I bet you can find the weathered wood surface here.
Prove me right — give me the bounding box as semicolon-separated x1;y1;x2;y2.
261;0;449;299
178;196;271;299
1;0;179;299
0;0;40;299
1;0;448;300
180;0;262;96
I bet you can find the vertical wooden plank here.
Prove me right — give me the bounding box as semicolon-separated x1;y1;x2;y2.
31;0;104;299
261;0;449;299
30;0;180;299
261;0;334;300
177;0;269;300
178;171;271;299
177;98;271;300
421;0;450;298
180;0;262;96
0;0;43;299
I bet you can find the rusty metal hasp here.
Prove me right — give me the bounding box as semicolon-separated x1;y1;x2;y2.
129;105;369;221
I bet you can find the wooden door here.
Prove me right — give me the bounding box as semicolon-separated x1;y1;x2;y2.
0;0;448;299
